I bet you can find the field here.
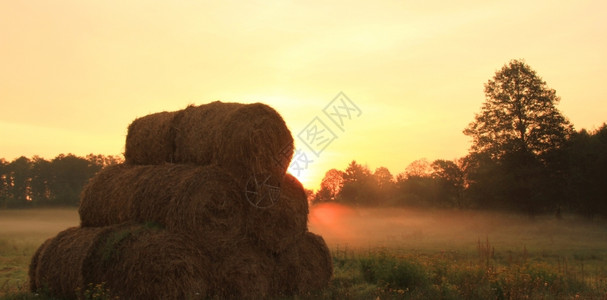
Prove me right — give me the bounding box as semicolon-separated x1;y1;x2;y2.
308;204;607;299
0;209;80;298
1;206;607;299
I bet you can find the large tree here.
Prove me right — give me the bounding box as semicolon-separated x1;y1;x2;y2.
464;59;572;159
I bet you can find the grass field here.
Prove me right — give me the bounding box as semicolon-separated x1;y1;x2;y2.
0;208;79;298
307;204;607;299
1;206;607;299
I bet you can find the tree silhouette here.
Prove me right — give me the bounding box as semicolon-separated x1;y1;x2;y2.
462;60;575;215
50;154;102;205
561;125;607;217
464;59;572;159
394;159;437;207
31;156;52;205
372;167;398;205
5;156;32;208
373;167;394;192
338;161;377;205
431;159;465;208
403;158;433;178
0;159;9;207
313;168;344;203
0;153;122;208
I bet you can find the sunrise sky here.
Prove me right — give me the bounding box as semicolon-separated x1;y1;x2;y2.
1;1;606;189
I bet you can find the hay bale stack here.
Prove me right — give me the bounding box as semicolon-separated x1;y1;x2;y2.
31;101;333;299
30;224;210;300
125;101;294;185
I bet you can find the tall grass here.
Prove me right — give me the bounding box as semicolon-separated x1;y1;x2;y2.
300;241;607;300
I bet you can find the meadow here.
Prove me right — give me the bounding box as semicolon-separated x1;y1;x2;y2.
0;209;79;298
307;204;607;299
1;206;607;299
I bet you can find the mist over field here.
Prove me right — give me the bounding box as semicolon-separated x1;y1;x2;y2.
0;209;79;241
308;203;607;253
2;206;606;255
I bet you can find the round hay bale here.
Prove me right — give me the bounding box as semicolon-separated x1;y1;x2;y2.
28;237;52;292
164;165;248;251
205;102;294;186
85;224;211;300
124;111;179;164
210;241;275;300
273;232;333;295
124;101;294;186
32;224;210;300
79;164;247;246
79;164;149;227
32;226;113;299
172;102;243;167
245;173;309;253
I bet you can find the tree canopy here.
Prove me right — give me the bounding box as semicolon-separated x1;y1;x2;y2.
464;59;572;159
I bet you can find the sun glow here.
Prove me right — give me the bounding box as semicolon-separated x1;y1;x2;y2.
289;171;311;189
308;203;358;243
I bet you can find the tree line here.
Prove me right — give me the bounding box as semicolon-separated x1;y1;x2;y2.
313;60;607;218
0;154;123;208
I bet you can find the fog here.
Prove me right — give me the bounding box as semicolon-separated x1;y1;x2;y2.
1;206;605;255
0;209;79;242
308;203;607;253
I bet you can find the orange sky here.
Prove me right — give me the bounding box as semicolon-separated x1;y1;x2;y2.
1;1;606;189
